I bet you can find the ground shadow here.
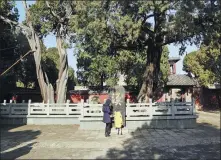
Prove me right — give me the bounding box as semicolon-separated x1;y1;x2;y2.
96;122;220;160
0;125;40;159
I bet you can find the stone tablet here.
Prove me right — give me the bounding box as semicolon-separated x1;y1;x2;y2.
109;85;126;127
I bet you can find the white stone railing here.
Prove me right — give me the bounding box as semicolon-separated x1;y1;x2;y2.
0;100;81;117
126;100;195;120
0;99;196;120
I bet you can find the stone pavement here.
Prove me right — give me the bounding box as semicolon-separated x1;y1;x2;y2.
1;112;220;159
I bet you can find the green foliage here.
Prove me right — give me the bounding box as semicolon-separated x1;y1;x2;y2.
72;1;171;90
68;67;77;90
41;47;59;87
41;47;77;90
0;0;18;22
160;46;170;84
195;0;220;46
121;46;170;88
30;0;75;38
14;32;37;88
72;1;118;87
1;0;219;101
0;0;19;100
29;0;56;37
183;43;221;86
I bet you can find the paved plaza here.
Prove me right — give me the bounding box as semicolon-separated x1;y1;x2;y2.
1;112;220;159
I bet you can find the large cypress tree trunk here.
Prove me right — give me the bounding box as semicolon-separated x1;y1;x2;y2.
30;35;54;103
23;1;54;103
56;36;68;103
137;42;162;102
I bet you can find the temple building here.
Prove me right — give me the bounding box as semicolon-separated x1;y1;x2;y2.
158;57;196;102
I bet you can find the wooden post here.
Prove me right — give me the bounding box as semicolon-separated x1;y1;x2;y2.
47;100;50;116
66;100;70;115
80;99;84;118
149;98;153;119
28;99;31;116
9;100;12;116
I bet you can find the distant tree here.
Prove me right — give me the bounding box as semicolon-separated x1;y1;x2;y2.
183;43;221;107
184;44;221;87
67;67;77;90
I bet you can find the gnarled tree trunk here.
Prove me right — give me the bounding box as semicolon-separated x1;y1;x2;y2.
137;42;162;102
22;1;55;103
56;36;68;103
29;33;55;103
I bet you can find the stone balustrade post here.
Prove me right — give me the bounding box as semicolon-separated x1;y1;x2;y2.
28;99;31;116
66;100;70;115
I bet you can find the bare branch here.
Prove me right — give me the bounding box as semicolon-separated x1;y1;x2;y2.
64;2;73;19
22;0;28;10
0;15;30;31
140;14;155;37
46;0;60;19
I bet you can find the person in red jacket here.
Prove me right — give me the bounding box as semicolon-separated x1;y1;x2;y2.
12;94;17;103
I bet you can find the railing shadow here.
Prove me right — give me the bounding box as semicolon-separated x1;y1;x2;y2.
0;125;40;159
96;121;220;159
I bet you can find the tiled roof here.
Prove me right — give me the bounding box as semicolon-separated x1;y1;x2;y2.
167;74;196;86
168;57;180;61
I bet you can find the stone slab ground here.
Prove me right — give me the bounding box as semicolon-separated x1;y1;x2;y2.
1;111;220;159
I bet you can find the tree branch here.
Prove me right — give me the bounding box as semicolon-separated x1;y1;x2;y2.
140;14;155;38
64;2;73;19
46;1;60;20
142;27;155;37
142;14;154;25
161;33;195;46
22;0;28;10
0;15;30;31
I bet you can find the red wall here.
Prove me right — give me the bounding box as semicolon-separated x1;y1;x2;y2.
69;92;135;103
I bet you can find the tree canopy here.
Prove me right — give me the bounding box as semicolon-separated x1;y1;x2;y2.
71;0;215;101
183;43;221;87
1;0;220;102
0;0;20;100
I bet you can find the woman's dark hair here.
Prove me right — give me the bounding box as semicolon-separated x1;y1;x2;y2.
104;99;111;106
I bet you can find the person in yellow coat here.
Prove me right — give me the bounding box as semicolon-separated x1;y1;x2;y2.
114;111;123;135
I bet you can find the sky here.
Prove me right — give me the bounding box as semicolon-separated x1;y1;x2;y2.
16;1;199;74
